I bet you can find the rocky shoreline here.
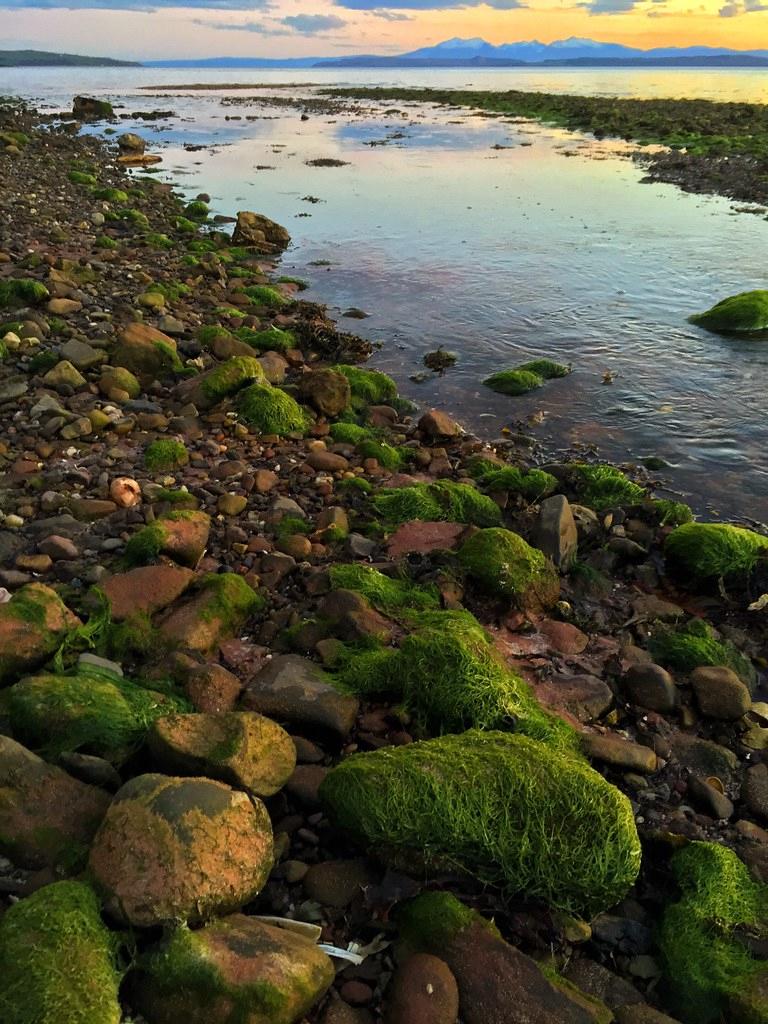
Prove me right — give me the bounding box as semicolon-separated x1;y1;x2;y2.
1;96;768;1024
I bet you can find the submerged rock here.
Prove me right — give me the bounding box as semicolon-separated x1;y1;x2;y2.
89;773;274;926
320;731;641;916
689;290;768;333
130;914;334;1024
0;880;121;1024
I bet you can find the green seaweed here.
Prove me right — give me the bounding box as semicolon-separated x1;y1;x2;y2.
237;383;308;435
329;422;376;444
689;290;768;333
233;325;296;353
357;439;403;470
517;358;571;379
458;527;559;607
331;364;397;408
0;278;49;308
659;842;768;1023
649;617;755;688
569;463;646;510
0;880;122;1024
184;200;209;221
372;480;501;528
68;169;97;186
328;563;441;615
483;368;543;396
241;284;288;308
320;729;639;915
665;522;768;582
199;355;266;405
144;439;189;473
473;462;557;501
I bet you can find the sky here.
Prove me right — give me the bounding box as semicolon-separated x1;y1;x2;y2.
2;0;768;60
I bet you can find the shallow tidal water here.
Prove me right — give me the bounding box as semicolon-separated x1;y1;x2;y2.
3;66;768;521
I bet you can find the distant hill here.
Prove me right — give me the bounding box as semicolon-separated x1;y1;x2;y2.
0;49;138;67
142;56;322;69
316;52;768;69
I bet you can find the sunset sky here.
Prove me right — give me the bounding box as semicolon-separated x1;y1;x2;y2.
2;0;768;61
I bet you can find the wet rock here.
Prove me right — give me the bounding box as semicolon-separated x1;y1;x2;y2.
418;409;462;438
37;534;79;560
623;664;678;713
322;1002;375;1024
535;673;613;723
298;368;351;417
147;711;296;797
0;582;80;685
386;520;466;558
0;735;110;871
231;210;291;253
670;733;737;780
319;588;396;644
307;449;349;472
539;620;589;654
43;359;86;390
60;337;103;370
384;953;460;1024
742;763;768;822
242;654;359;739
130;914;334;1024
581;733;658;774
687;775;734;819
690;665;751;720
69;497;117;521
88;773;274;926
533;494;578;570
563;958;644;1011
218;493;247;516
73;95;114;119
159;573;263;653
118;132;145;153
113;322;179;382
303;858;375;908
285;764;328;808
184;662;243;713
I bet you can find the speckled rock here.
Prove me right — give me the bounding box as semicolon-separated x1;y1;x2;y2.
147;711;296;796
89;773;274;926
384;953;459;1024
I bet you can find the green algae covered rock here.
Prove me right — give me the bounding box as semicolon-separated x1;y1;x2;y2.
649;618;756;690
331;363;397;408
320;730;640;915
124;510;211;568
89;773;274;926
334;609;574;748
396;892;609;1024
569;463;646;510
0;582;81;686
458;527;560;610
328;563;441;616
471;460;557;501
158;572;265;654
147;710;296;797
373;480;501;528
0;880;122;1024
665;522;768;583
237;383;308;435
7;667;190;763
144;438;189;473
484;368;544;396
518;358;571;379
0;278;49;309
130;915;334;1024
659;841;768;1023
192;355;266;410
689;290;768;333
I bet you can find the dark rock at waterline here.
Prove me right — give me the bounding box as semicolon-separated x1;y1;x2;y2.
231;210;291;253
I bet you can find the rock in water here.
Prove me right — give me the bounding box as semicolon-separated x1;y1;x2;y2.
689;290;768;333
231;211;291;253
0;880;121;1024
320;731;640;916
118;132;145;153
0;735;110;871
130;914;333;1024
72;95;114;120
89;773;274;926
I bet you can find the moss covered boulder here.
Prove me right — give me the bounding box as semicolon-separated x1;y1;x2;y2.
144;439;189;473
159;573;265;653
689;290;768;333
0;583;81;686
331;364;397;408
0;735;110;871
665;522;768;584
130;914;333;1024
483;368;544;396
659;841;768;1023
320;730;640;915
124;510;211;568
7;667;189;763
396;892;608;1024
99;364;141;399
113;322;182;382
179;355;266;410
89;773;274;926
236;383;308;435
297;367;351;417
458;527;560;610
148;711;296;797
0;880;122;1024
334;609;573;748
649;618;755;690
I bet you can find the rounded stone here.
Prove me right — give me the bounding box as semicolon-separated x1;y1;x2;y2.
623;663;677;713
384;953;460;1024
690;665;751;720
88;773;274;926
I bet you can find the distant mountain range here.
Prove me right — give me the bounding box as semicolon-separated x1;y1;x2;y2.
0;49;138;67
4;38;768;71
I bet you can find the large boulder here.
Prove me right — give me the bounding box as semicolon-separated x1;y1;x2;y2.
320;731;641;916
7;667;189;763
89;773;274;926
0;881;121;1024
118;132;145;153
689;290;768;333
147;711;296;796
297;368;351;417
231;211;291;253
124;511;211;569
100;564;195;621
72;95;114;120
130;915;334;1024
175;355;266;411
396;892;609;1024
0;735;110;870
242;654;359;739
0;583;81;686
113;322;180;382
